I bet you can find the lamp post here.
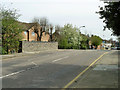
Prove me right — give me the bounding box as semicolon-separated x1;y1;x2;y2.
79;26;85;34
78;26;85;49
79;26;85;35
80;26;85;28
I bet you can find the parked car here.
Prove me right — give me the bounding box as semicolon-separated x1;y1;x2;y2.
117;47;120;50
105;47;108;49
111;47;117;50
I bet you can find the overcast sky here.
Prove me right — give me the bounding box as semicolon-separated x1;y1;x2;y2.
1;0;118;41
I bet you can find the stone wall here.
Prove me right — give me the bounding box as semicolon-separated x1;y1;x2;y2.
22;41;58;52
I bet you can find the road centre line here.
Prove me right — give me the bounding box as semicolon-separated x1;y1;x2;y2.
1;56;69;78
52;56;69;62
0;65;39;79
63;52;109;89
0;70;25;79
31;62;37;66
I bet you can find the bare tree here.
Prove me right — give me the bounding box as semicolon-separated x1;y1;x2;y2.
55;25;61;34
32;17;40;23
34;23;41;41
40;17;48;32
49;24;53;41
45;25;49;33
52;25;61;42
32;17;48;41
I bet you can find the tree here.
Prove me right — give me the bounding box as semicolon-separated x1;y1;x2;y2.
1;8;23;54
117;36;120;46
55;25;61;34
58;24;81;49
118;37;120;42
97;1;120;36
49;24;53;41
33;22;41;41
52;25;61;42
80;34;89;49
32;17;48;41
58;38;68;49
90;35;102;49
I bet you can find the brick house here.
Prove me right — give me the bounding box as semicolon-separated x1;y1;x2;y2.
19;22;50;42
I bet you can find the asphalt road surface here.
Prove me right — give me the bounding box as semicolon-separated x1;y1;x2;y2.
1;50;118;88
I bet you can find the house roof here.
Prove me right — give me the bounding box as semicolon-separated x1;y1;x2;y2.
52;31;61;40
17;21;40;31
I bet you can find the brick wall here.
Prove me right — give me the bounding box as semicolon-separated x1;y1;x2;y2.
22;41;58;52
28;27;38;41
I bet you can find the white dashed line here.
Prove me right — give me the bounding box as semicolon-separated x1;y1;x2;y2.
52;56;69;62
1;56;69;78
0;64;38;79
31;62;37;66
0;70;25;79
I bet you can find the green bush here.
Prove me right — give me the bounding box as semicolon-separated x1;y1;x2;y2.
0;46;1;54
81;43;87;49
0;47;7;55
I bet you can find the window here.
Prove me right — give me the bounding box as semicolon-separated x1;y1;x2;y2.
32;32;35;36
24;31;27;35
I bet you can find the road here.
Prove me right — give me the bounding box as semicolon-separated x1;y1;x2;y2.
1;50;118;88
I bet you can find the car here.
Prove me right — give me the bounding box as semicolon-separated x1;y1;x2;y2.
105;47;108;49
111;47;117;50
117;47;120;50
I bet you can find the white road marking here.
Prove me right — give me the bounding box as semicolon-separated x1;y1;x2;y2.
0;64;39;79
0;70;25;79
31;62;37;66
52;56;69;62
1;56;69;78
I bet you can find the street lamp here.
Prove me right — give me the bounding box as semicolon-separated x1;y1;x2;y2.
79;26;85;34
80;26;85;28
78;26;85;49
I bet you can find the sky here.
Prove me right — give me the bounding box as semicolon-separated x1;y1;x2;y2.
1;0;118;41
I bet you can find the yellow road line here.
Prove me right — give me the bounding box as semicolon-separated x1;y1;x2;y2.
63;52;109;89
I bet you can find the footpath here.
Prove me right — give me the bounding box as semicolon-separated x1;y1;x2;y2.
1;50;59;60
1;49;105;60
1;49;93;60
1;52;41;60
70;50;119;88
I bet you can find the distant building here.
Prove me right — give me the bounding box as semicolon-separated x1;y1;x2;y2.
19;22;50;42
88;40;102;50
102;40;113;50
104;43;112;50
115;42;120;47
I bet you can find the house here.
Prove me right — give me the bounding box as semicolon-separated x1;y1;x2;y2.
105;43;112;49
101;40;113;50
19;22;50;42
88;40;102;50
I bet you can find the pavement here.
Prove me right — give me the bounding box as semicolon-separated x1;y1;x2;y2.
1;49;59;60
1;49;100;60
1;50;119;89
69;50;119;88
